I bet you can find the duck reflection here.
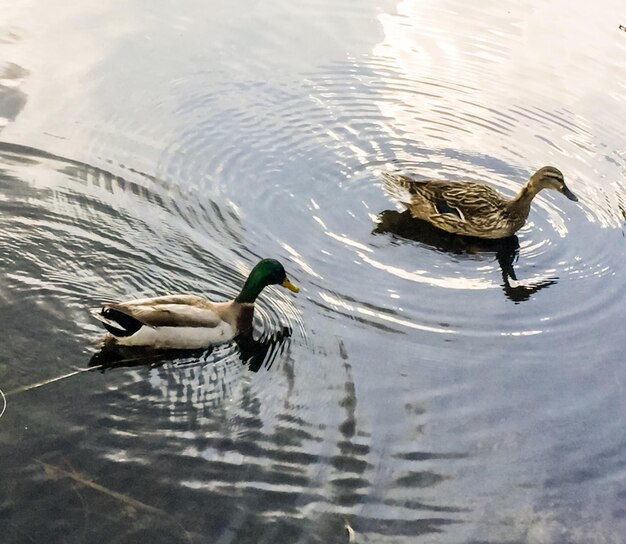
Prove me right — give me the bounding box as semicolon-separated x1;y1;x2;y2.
374;210;557;302
88;326;292;372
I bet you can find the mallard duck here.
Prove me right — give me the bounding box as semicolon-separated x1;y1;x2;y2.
92;258;299;349
381;166;578;239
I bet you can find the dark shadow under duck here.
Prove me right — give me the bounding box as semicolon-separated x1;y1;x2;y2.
381;166;578;239
374;209;557;302
88;324;292;373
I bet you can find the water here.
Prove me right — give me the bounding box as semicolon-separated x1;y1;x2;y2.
1;1;625;542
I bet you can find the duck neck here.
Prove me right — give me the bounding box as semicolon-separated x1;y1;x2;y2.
235;275;266;304
235;303;255;337
507;182;540;216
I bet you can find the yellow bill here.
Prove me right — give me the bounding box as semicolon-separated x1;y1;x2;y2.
281;278;299;293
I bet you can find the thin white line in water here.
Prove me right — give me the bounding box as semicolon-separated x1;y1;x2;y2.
0;387;6;420
6;365;103;397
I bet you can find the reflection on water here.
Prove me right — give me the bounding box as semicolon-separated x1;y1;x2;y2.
374;209;558;302
1;0;626;542
0;63;28;133
89;325;293;374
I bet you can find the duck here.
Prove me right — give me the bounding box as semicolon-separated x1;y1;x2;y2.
381;166;578;239
91;258;299;349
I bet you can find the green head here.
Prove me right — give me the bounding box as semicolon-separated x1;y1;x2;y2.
235;258;299;303
529;166;578;201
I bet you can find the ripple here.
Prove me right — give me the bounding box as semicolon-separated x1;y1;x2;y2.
2;1;626;542
148;48;625;345
0;142;305;368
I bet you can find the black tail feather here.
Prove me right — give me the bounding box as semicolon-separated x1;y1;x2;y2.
100;308;143;337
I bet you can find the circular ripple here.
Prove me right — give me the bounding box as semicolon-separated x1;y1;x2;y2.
2;3;626;542
0;142;305;376
148;50;626;344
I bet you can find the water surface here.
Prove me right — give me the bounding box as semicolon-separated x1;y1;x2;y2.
1;1;626;542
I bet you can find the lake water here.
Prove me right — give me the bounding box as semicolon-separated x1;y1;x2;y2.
1;1;626;542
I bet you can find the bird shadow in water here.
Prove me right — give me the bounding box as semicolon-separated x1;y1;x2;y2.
373;209;557;303
88;326;292;373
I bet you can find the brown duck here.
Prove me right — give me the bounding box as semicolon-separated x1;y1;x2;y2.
381;166;578;239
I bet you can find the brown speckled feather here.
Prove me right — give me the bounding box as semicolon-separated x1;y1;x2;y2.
382;166;578;239
383;173;529;238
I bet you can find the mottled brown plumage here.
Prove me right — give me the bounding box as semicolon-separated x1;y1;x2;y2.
382;166;577;239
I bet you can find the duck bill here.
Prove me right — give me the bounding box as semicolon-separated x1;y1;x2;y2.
562;184;578;202
281;278;300;293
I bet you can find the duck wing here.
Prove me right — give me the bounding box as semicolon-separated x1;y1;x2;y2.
383;172;506;218
92;295;224;336
429;181;507;219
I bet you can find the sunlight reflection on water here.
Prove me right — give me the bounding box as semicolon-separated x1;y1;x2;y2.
1;0;626;542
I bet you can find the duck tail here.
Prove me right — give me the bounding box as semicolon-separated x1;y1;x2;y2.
91;306;143;337
381;171;415;207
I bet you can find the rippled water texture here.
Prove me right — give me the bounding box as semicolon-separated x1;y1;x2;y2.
1;0;626;542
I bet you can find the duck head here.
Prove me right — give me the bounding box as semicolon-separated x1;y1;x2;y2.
529;166;578;201
236;259;299;303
